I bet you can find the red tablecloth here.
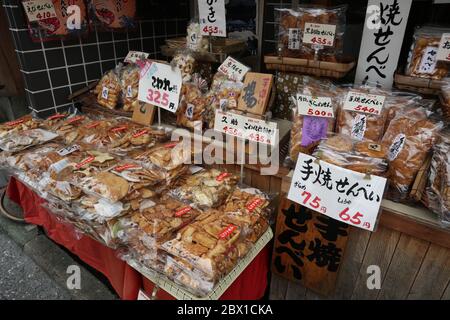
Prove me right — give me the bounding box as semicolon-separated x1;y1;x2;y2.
6;177;270;300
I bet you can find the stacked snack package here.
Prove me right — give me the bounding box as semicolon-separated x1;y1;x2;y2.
425;130;450;225
177;81;209;130
0;128;59;154
382;106;444;201
51;114;93;144
171;51;197;83
0;114;42;139
288;76;340;164
160;187;272;296
120;64;142;112
336;86;390;142
276;8;303;58
203;71;245;129
313;134;388;176
276;5;347;61
116;196;202;273
298;5;347;62
169;169;239;209
442;81;450;120
95;66;122;109
186;22;209;53
405;26;450;80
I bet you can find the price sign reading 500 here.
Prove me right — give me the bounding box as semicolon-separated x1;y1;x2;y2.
138;62;182;113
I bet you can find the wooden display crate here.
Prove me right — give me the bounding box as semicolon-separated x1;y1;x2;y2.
264;54;355;79
394;73;448;95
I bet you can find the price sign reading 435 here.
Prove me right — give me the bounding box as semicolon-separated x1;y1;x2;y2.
198;0;226;37
138;61;182;113
303;23;336;47
287;153;387;231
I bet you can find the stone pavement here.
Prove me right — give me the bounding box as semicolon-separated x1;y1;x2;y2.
0;193;118;300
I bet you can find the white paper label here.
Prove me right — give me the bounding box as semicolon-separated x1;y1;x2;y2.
138;61;182;113
185;103;194;120
388;134;406;161
94;198;123;218
22;0;57;22
288;153;387;231
101;87;109;99
218;56;250;82
214;110;278;145
418;46;438;74
49;159;70;174
126;85;133;98
124;51;149;64
137;289;151;300
288;28;301;50
437;33;450;62
57;144;80;156
343;91;385;115
351;114;367;141
303;23;336;47
198;0;226;37
189;165;205;174
296;94;334;118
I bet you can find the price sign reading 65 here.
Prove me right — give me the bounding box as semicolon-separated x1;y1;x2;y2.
288;153;387;231
138;62;182;113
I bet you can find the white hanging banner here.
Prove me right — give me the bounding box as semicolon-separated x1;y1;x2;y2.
198;0;227;37
138;61;182;113
288;153;387;232
354;0;412;89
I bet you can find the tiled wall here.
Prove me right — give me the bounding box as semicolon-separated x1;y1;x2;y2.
2;0;189;118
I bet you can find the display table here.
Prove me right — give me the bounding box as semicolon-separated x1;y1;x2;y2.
6;177;270;300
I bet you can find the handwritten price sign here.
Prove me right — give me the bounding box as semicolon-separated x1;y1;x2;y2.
22;0;56;22
303;23;336;47
343;91;386;115
198;0;226;37
138;61;182;113
288;153;387;231
437;33;450;62
297;94;335;118
218;56;250;82
214;110;278;145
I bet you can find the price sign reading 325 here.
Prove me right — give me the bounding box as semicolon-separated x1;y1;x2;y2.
138;62;182;113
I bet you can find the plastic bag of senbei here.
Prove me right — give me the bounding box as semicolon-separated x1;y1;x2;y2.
22;0;89;42
87;0;137;31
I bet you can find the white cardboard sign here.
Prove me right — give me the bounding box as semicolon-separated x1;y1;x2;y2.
138;61;182;113
303;23;336;47
218;56;250;82
296;94;334;118
343;91;386;115
288;153;387;231
437;33;450;62
198;0;226;37
214;110;278;145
